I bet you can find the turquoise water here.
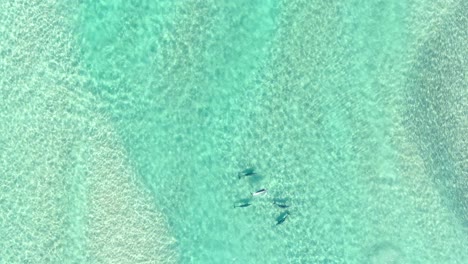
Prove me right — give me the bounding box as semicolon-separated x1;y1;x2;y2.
1;0;467;263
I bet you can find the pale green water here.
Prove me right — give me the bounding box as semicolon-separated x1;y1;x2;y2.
0;0;467;263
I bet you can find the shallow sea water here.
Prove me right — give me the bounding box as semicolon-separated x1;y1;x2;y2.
0;0;467;263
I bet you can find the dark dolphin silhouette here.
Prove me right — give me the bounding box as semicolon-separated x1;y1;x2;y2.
273;201;290;208
238;167;257;179
276;211;290;225
234;203;252;208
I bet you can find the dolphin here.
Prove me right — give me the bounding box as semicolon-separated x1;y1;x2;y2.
234;202;252;208
238;168;257;179
251;188;267;196
276;211;289;225
273;201;289;208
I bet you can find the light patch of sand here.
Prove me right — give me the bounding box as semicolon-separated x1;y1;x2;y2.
82;116;178;263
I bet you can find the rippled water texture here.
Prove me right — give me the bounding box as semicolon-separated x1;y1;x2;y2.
0;0;466;263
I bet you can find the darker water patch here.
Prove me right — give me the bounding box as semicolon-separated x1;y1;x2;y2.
404;1;468;227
